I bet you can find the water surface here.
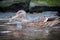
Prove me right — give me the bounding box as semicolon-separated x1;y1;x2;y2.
0;11;58;19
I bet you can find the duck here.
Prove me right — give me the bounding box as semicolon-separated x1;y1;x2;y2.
10;10;60;30
10;10;33;30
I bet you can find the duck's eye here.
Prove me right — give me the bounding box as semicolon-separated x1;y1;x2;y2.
19;12;22;13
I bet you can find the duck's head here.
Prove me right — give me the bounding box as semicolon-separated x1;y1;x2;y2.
16;10;26;18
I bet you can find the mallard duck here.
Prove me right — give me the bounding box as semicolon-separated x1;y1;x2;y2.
10;10;32;30
10;10;60;30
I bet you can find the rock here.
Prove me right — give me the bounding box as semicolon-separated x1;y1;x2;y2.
0;0;30;12
29;6;60;13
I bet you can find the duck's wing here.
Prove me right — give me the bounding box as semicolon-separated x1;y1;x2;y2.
32;16;60;28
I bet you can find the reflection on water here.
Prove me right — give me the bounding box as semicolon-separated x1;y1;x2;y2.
0;31;12;33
